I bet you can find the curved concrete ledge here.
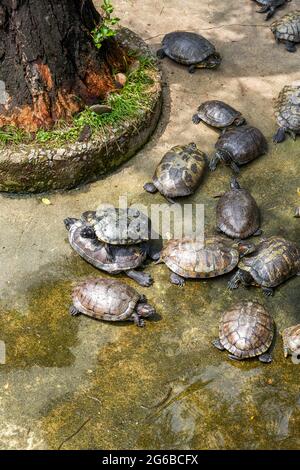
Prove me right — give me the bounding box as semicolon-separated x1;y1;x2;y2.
0;28;162;194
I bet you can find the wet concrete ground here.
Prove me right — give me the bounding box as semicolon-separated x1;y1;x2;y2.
0;0;300;449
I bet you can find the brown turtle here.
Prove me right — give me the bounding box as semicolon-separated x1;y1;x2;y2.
228;236;300;296
192;100;245;130
209;125;268;173
157;236;255;286
64;218;154;287
271;10;300;52
213;301;275;362
70;278;155;327
273;83;300;143
216;178;262;239
144;143;207;203
282;324;300;358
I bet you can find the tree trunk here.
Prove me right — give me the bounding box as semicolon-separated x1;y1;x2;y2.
0;0;126;131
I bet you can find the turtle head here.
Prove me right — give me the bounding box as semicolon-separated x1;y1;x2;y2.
203;52;222;69
230;177;241;190
81;210;97;225
187;142;198;151
236;241;256;257
136;301;156;319
64;217;79;231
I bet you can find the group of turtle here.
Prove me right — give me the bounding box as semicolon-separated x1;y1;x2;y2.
64;0;300;364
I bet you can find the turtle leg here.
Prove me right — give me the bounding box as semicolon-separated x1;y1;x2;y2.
284;40;297;53
257;5;269;13
143;182;158;194
165;196;176;204
262;286;274;297
126;269;153;287
209;154;220;172
228;270;251;290
273;127;286;143
230;161;240;174
287;129;297;140
259;352;272;363
228;354;243;361
265;7;276;20
156;48;166;59
104;243;114;262
69;305;81;316
212;339;225;351
170;272;185;287
192;113;202;125
132;312;145;328
188;65;196;74
253;228;263;237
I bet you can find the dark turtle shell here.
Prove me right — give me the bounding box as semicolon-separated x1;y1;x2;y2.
161;236;240;278
193;100;244;129
282;324;300;357
216;179;260;239
238;236;300;288
161;31;219;65
91;207;151;245
66;219;146;273
274;84;300;134
151;143;207;199
214;125;268;166
219;301;274;359
72;278;141;322
271;11;300;43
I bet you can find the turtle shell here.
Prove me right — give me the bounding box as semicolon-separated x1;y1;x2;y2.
152;143;207;198
72;278;140;321
196;100;243;129
282;324;300;356
219;301;274;359
238;236;300;288
256;0;285;6
216;182;260;239
162;31;216;65
161;236;239;278
215;125;268;165
271;11;300;43
67;219;146;273
93;207;151;245
275;84;300;132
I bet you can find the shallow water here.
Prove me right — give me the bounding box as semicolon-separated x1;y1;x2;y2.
0;0;300;450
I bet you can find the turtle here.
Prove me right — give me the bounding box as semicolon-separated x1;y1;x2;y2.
228;236;300;296
157;236;255;287
143;143;207;203
282;324;300;358
156;31;221;73
70;278;155;327
213;301;275;362
273;83;300;143
271;10;300;52
253;0;291;21
192;100;245;130
215;178;262;239
209;125;268;173
64;217;154;287
79;207;155;262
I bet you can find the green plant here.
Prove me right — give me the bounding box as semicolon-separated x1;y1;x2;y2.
91;0;120;49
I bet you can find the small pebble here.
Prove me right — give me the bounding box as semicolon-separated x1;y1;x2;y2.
115;73;127;89
89;104;112;115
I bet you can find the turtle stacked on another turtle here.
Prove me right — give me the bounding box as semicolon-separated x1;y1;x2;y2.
253;0;291;21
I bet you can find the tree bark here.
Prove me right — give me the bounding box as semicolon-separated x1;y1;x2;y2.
0;0;126;131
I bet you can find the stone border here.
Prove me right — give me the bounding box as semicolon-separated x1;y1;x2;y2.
0;28;162;194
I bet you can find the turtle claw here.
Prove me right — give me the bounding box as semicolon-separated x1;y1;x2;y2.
126;270;153;287
69;306;80;316
170;273;185;287
262;287;274;297
259;353;272;363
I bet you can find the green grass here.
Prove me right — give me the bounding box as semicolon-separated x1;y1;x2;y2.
0;56;156;148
